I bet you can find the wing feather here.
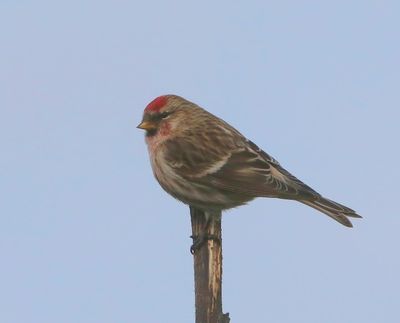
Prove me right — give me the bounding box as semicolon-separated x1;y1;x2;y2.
164;136;319;200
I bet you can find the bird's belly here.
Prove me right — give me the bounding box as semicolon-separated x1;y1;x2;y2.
152;159;253;210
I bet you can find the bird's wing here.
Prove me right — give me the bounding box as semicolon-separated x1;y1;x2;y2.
162;134;235;178
164;136;320;200
201;139;320;199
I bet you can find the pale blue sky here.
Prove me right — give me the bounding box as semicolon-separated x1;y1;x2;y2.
1;1;399;322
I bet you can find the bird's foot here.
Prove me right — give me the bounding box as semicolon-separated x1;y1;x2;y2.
190;234;221;254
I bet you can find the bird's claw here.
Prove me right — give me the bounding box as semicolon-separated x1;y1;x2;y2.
190;234;220;254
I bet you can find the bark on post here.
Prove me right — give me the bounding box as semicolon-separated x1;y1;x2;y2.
190;206;230;323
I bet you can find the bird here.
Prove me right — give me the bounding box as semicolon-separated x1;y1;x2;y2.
137;94;361;231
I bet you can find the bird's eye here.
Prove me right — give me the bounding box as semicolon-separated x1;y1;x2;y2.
160;111;171;119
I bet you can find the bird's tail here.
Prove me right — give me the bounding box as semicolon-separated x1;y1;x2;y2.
301;197;362;227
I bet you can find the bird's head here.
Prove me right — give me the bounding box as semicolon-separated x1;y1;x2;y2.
137;95;197;139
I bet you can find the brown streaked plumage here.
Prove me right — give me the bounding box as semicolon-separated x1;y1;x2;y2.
138;95;361;227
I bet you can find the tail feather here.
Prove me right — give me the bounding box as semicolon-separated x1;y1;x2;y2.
301;197;362;227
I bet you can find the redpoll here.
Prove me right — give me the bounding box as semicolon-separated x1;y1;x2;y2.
138;95;361;227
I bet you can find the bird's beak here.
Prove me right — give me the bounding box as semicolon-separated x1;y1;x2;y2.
137;120;157;131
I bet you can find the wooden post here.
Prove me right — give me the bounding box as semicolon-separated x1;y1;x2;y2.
190;206;230;323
